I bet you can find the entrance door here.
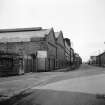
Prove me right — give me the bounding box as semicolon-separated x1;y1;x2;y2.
37;58;46;71
18;59;24;75
37;51;47;72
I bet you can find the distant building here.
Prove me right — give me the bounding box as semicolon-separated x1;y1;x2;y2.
90;56;96;61
74;53;82;66
96;52;105;67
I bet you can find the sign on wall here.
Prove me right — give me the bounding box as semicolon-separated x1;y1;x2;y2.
37;51;47;58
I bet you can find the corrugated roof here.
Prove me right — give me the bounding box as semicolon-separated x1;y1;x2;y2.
0;28;51;42
0;27;42;33
0;37;30;42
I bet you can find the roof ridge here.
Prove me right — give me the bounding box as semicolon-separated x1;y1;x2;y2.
0;27;42;33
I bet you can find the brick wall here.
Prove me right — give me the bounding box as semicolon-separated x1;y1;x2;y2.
57;45;65;68
0;41;47;55
100;53;105;66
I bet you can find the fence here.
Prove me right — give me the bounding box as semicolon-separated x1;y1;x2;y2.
36;58;68;72
36;58;55;72
0;53;70;76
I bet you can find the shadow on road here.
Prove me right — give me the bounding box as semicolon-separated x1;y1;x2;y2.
0;89;105;105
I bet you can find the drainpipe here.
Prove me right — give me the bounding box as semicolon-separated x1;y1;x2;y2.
6;41;8;53
70;48;71;67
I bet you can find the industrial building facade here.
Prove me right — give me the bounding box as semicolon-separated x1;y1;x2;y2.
0;27;82;75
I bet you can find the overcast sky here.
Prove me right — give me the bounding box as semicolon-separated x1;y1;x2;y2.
0;0;105;61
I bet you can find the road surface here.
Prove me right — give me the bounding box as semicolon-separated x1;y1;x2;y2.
1;64;105;105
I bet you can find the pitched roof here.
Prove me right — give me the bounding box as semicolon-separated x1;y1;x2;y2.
0;28;51;42
30;29;51;37
0;27;42;33
96;51;105;57
55;32;60;38
64;38;71;46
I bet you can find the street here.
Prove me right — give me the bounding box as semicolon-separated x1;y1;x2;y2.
0;1;105;105
1;64;105;105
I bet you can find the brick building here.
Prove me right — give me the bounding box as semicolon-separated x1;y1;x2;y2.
0;27;80;75
64;38;71;66
0;27;57;73
55;31;66;68
70;47;74;65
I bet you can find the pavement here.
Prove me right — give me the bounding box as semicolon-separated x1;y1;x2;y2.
0;64;105;105
0;69;69;100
